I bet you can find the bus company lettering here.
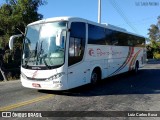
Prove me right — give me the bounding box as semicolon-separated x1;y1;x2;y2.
88;48;122;57
88;48;95;57
88;48;109;57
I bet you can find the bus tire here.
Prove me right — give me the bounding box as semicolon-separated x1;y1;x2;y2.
134;61;139;74
90;68;101;85
91;70;98;85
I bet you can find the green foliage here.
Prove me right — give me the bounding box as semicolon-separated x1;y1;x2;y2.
0;0;46;80
148;25;159;41
153;52;160;59
146;45;153;59
0;0;46;44
146;40;160;59
147;16;160;59
150;40;160;52
148;16;160;42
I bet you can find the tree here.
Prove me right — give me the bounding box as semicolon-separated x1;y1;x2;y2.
147;16;160;59
148;16;160;41
0;0;46;81
148;24;159;41
0;0;46;36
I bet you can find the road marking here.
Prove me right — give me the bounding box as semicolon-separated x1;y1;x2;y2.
0;94;53;111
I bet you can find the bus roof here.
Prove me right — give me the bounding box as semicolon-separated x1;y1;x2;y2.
28;16;145;38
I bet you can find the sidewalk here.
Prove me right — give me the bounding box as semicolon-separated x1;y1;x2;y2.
147;59;160;64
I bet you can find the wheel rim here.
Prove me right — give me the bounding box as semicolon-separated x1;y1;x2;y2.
91;72;98;84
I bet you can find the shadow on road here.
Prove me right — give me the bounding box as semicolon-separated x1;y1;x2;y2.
39;67;160;96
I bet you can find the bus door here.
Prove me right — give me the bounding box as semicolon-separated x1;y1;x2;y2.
67;22;88;88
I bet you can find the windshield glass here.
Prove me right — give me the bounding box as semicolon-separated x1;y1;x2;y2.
22;21;67;69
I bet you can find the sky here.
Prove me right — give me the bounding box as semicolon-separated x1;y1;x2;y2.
1;0;160;38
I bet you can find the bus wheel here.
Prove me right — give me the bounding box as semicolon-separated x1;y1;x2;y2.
134;61;139;74
91;70;98;85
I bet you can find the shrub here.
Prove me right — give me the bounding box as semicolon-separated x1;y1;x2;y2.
153;52;160;59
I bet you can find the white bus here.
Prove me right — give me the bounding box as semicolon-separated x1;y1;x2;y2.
9;17;146;90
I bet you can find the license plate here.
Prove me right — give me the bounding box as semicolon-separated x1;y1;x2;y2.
32;83;41;88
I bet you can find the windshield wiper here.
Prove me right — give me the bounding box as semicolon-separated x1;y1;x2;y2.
17;27;34;68
17;28;32;68
37;41;43;57
41;54;51;69
34;42;38;57
34;42;51;69
24;52;34;68
24;42;38;68
35;41;43;65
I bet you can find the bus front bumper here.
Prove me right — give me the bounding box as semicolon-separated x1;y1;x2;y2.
20;76;68;91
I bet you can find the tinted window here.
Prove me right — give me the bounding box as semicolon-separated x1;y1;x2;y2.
70;22;85;39
107;30;145;47
132;36;145;47
68;22;86;66
88;24;106;45
117;32;128;46
88;24;145;47
105;29;113;45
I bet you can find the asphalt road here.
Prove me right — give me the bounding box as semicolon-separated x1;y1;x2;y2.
0;60;160;120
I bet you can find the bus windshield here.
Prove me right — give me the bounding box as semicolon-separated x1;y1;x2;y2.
22;21;67;69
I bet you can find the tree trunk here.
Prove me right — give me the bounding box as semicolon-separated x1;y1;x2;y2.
0;67;7;81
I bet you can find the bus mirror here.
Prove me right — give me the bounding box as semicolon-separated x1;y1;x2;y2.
9;34;22;50
56;29;67;46
56;30;61;46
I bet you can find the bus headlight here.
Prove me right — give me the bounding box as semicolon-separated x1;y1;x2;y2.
21;72;27;79
46;72;65;81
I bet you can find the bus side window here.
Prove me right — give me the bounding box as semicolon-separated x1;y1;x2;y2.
68;22;86;66
69;38;82;57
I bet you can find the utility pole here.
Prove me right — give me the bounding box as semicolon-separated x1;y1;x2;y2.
98;0;101;23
